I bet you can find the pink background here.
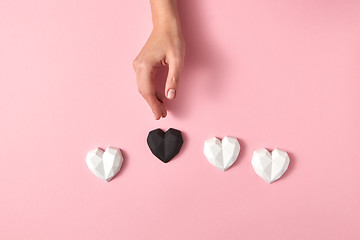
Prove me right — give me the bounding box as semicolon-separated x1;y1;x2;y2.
1;0;360;239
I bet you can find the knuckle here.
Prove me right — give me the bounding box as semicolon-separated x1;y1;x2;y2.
138;88;151;98
169;52;184;65
173;55;183;63
132;58;149;71
132;58;139;70
137;87;145;96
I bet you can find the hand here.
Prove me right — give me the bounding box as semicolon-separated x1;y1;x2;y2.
133;0;184;120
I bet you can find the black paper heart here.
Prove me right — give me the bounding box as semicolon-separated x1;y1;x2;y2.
147;128;183;163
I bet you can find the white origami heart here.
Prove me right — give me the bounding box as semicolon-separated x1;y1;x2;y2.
251;148;290;183
86;147;123;182
204;136;240;171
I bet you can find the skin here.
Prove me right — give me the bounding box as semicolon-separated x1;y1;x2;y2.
133;0;185;120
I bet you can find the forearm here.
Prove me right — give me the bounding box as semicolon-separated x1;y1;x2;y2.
150;0;181;32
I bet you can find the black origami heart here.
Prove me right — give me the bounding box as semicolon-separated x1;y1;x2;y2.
147;128;183;163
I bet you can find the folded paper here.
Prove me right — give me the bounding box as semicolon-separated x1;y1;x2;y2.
204;136;240;171
86;147;123;182
251;148;290;183
147;128;183;163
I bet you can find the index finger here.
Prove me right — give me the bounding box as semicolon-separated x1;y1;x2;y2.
134;64;167;120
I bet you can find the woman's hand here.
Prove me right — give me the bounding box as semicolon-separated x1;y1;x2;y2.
133;0;184;120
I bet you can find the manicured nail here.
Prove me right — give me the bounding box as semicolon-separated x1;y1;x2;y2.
167;89;176;99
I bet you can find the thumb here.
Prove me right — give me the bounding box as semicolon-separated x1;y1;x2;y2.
165;57;182;100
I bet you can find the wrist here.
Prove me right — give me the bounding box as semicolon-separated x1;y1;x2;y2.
150;0;180;32
153;17;181;36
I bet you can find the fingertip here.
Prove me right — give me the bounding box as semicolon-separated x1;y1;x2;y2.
152;108;162;120
154;114;161;120
160;104;167;118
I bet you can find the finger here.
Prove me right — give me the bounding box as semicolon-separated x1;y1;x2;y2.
144;93;165;120
165;56;183;100
155;90;165;103
134;63;165;120
156;91;167;118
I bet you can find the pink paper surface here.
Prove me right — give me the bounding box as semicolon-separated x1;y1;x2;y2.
1;1;359;239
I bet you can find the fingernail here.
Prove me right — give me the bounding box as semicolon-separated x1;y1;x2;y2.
167;89;176;99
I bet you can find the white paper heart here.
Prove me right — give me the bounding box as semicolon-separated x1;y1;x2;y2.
204;136;240;171
86;147;123;182
251;148;290;183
